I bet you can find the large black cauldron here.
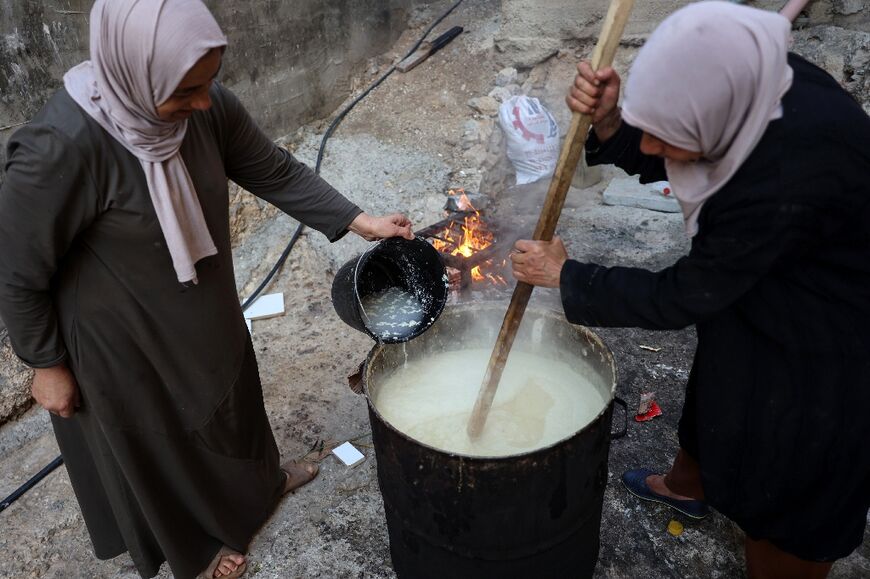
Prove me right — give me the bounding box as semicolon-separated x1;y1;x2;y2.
361;304;624;579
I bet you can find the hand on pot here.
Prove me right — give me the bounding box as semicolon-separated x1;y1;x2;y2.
510;237;568;288
349;212;414;242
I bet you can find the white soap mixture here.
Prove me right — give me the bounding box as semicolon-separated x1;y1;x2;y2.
361;287;425;341
373;348;607;457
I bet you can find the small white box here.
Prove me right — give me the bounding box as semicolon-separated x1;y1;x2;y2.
332;441;366;467
243;292;285;320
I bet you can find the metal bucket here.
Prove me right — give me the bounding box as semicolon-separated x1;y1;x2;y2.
359;304;626;578
331;236;448;343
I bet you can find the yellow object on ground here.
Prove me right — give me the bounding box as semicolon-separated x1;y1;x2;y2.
668;520;684;537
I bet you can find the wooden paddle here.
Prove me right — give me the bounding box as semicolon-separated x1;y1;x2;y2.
467;0;635;440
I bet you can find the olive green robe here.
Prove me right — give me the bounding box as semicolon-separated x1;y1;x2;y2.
0;83;362;578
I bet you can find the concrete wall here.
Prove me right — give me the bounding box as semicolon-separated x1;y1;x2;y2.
0;0;432;181
496;0;868;64
495;0;869;110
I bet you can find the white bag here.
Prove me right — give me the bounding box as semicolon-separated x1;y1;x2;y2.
498;95;560;185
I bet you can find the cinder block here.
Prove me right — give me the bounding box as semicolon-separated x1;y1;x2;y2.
602;177;680;213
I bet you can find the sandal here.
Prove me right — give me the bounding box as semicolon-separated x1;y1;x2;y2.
282;460;319;494
622;468;710;520
200;545;247;579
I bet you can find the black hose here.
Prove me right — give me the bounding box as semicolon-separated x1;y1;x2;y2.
0;456;63;513
242;0;465;310
2;0;465;514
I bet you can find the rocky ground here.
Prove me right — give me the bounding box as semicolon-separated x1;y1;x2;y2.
1;0;868;577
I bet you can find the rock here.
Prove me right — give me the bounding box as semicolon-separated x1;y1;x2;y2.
462;119;495;149
494;38;559;68
453;169;484;194
228;182;280;248
495;67;518;87
792;25;870;112
462;120;483;148
833;0;866;16
524;65;548;92
506;83;523;96
485;151;503;170
488;86;513;103
461;119;493;149
462;144;489;167
0;330;33;425
467;96;500;116
366;58;379;76
479;119;494;145
488;125;504;150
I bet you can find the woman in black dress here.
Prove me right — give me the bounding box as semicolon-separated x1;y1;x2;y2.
511;3;869;578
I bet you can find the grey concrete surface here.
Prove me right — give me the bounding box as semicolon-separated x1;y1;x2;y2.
0;0;868;577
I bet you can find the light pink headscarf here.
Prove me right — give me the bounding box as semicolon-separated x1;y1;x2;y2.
622;1;793;236
64;0;227;283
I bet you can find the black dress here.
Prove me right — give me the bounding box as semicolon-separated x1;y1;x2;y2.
0;83;361;577
560;54;870;561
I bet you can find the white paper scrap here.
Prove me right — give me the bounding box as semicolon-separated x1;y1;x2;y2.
243;292;285;320
332;441;366;467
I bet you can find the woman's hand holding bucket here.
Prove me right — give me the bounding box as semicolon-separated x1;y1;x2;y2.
349;212;414;241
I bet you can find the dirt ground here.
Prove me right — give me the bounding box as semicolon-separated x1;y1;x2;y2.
0;1;867;577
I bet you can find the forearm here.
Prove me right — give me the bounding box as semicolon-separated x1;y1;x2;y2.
0;289;68;368
592;107;623;143
560;260;700;330
585;122;667;183
241;151;363;241
559;250;768;331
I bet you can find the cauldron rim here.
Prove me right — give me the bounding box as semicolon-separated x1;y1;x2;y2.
362;304;618;461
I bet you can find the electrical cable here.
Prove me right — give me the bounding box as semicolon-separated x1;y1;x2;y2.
2;0;465;514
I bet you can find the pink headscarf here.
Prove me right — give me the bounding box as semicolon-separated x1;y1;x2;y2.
622;1;793;236
64;0;227;283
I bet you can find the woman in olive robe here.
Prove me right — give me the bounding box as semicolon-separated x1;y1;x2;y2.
0;1;411;577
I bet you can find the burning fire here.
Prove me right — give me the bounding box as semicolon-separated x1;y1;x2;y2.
431;190;507;285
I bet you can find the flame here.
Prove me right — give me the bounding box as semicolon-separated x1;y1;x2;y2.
448;188;476;212
429;198;508;285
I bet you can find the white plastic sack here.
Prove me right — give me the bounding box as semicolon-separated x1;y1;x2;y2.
498;95;560;185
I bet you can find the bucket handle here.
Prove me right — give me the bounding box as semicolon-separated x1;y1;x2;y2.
610;396;628;440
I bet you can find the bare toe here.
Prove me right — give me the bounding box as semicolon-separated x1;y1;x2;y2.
282;460;319;494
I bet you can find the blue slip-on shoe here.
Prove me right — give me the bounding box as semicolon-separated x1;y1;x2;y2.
622;468;710;520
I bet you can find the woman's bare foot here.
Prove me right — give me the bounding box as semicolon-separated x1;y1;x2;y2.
646;473;695;501
200;546;246;579
214;552;245;578
282;460;319;494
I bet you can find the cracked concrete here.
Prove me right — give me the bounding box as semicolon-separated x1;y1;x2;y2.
0;0;867;577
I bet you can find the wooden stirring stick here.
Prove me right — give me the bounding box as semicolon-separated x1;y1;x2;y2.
467;0;635;440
